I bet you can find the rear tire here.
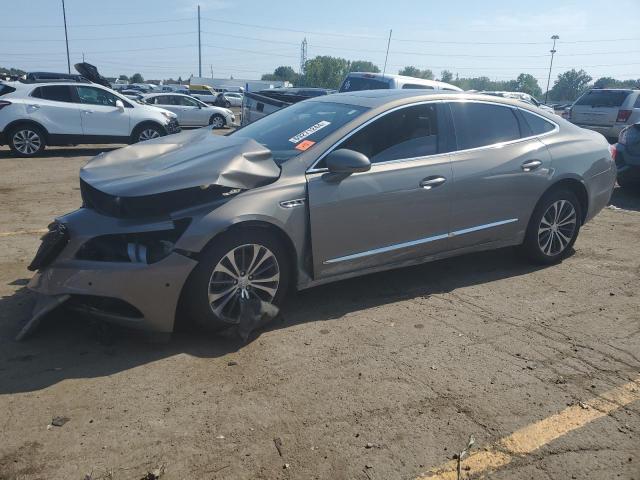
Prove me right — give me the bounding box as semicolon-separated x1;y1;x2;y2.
8;124;46;157
209;114;226;129
180;228;290;332
521;188;582;265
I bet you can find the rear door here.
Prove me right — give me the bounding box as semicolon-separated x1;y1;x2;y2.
307;102;454;278
446;101;554;249
74;85;130;137
28;85;82;135
176;95;205;126
571;90;632;128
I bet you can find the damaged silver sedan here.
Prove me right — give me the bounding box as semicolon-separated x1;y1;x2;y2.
24;90;616;338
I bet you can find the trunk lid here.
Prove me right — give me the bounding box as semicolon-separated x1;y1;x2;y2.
571;90;632;126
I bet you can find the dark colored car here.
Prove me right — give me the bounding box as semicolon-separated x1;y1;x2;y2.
614;122;640;189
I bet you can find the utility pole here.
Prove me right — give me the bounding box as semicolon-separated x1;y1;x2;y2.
197;5;202;78
545;35;559;104
210;64;213;79
61;0;71;73
299;37;307;85
382;29;392;77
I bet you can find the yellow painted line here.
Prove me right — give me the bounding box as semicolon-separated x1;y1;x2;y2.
0;228;48;238
418;375;640;479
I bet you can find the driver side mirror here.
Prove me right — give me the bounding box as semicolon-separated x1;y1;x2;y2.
115;99;125;112
325;149;371;174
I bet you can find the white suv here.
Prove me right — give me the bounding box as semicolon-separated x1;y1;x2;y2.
0;80;180;157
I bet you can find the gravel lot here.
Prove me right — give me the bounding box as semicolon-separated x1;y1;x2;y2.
0;142;639;480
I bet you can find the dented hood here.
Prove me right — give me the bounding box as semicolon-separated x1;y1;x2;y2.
80;128;280;197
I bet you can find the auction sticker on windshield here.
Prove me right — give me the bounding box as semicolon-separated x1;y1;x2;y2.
295;140;315;151
289;121;331;144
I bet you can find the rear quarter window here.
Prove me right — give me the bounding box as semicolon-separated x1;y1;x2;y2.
520;110;556;135
402;84;434;90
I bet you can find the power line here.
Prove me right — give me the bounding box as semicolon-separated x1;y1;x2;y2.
0;18;193;28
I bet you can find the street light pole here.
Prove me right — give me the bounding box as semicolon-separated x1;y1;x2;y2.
61;0;71;73
545;34;559;104
197;5;202;78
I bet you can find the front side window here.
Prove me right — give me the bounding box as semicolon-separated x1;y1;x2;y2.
31;85;72;102
232;101;367;164
75;86;120;107
336;103;440;164
520;110;556;135
449;102;521;150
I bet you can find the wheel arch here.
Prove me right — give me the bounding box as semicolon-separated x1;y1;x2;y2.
5;119;50;141
542;177;589;224
194;219;299;292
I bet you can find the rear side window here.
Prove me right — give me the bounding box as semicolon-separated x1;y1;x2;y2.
635;96;640;108
31;85;73;102
520;110;556;135
0;84;16;96
574;90;631;107
339;103;440;163
450;102;521;150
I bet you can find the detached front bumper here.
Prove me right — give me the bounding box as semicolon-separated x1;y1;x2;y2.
165;118;181;135
26;208;198;336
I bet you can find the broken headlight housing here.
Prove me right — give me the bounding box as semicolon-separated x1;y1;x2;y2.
76;219;190;264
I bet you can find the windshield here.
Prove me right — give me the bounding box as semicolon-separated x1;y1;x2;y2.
231;101;368;164
339;76;390;92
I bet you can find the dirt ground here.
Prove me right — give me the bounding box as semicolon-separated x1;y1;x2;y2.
0;143;638;480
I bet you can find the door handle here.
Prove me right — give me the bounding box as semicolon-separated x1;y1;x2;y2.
27;104;40;109
521;160;542;172
419;176;447;189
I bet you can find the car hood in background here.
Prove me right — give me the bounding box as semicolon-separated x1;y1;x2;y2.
80;128;280;196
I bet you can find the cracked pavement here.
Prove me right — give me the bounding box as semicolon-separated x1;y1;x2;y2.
0;145;638;479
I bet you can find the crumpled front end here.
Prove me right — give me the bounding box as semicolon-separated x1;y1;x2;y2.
24;208;198;339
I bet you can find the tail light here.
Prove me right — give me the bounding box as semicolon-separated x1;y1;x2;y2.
609;144;617;162
616;109;632;123
0;100;11;110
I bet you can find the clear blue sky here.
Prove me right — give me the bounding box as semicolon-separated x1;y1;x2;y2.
1;0;638;88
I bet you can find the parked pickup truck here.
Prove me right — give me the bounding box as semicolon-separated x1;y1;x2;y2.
240;87;334;125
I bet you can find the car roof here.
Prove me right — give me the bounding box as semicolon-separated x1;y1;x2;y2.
309;89;534;109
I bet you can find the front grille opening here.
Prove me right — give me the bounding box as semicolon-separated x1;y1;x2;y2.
67;295;143;319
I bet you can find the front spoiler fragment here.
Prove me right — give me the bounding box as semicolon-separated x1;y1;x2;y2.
16;294;70;341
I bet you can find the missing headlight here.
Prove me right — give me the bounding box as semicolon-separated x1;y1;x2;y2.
76;219;190;264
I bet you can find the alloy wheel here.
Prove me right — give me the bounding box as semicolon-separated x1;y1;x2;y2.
208;243;280;319
211;116;225;128
139;128;160;141
13;129;41;155
537;200;577;256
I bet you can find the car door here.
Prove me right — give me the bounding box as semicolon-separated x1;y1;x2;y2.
306;102;454;278
74;85;130;137
176;95;205;126
149;95;182;122
27;85;82;135
445;101;554;250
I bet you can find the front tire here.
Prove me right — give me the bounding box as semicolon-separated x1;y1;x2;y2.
521;188;582;264
131;123;164;143
181;228;290;332
209;114;226;129
8;125;46;157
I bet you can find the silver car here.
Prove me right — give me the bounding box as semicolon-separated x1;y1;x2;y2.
143;93;235;129
569;88;640;141
24;91;616;337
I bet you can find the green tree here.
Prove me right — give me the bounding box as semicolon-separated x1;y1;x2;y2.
303;56;350;89
398;66;434;79
592;76;640;89
348;60;380;73
514;73;542;97
130;72;144;83
548;69;592;102
118;74;129;81
440;70;453;83
261;65;299;83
